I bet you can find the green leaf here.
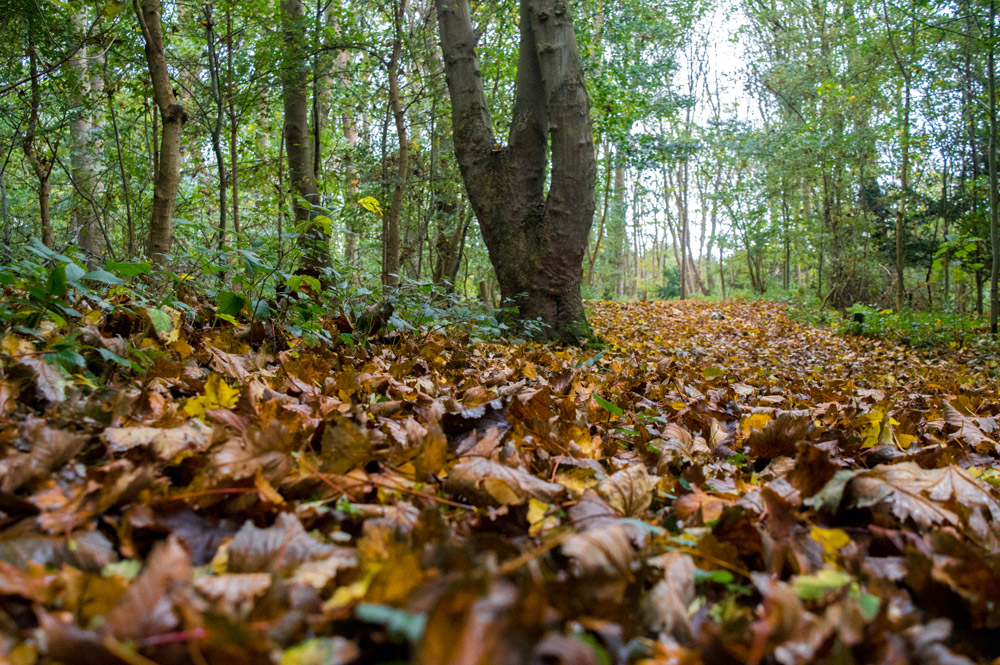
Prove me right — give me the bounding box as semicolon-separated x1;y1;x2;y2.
105;260;152;277
65;263;86;284
98;348;131;367
354;603;426;643
47;265;67;299
793;568;852;600
703;365;725;380
594;394;623;416
694;568;734;584
83;269;125;286
852;587;880;619
216;291;250;318
253;299;271;320
147;307;173;336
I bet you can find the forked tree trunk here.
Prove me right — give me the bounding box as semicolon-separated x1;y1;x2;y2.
281;0;330;274
436;0;596;342
135;0;186;264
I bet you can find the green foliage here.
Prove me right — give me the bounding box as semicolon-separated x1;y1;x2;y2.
841;303;983;348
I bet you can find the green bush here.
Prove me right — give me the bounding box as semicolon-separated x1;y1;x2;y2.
840;303;982;348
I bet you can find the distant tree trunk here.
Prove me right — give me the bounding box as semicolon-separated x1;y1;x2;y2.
335;43;361;267
135;0;186;264
586;144;612;287
882;0;911;311
70;8;102;258
383;0;408;288
610;164;626;297
225;7;240;234
203;4;228;248
281;0;329;273
989;0;999;335
436;0;596;342
22;40;55;248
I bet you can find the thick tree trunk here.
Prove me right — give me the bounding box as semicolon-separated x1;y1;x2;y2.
436;0;596;342
281;0;330;274
135;0;186;264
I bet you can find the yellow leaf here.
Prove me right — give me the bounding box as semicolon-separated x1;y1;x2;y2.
742;412;772;437
183;374;240;420
254;467;285;504
857;408;882;448
358;196;384;217
522;361;538;380
810;526;851;561
527;498;559;535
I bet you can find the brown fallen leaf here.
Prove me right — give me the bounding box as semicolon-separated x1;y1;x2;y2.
444;458;563;506
227;512;337;573
597;463;656;517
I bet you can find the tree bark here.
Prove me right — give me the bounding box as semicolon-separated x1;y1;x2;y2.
281;0;330;274
22;41;55;248
989;0;999;335
225;7;240;235
436;0;596;342
383;0;409;288
204;4;228;249
70;8;102;258
135;0;186;264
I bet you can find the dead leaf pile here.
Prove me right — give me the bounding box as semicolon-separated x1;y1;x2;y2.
0;299;998;664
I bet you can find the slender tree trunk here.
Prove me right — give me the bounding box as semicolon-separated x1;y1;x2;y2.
586;143;612;287
895;76;910;310
436;0;596;341
204;4;228;248
383;0;409;288
107;78;135;256
22;41;54;248
281;0;329;273
226;7;240;234
70;8;102;257
989;0;999;335
135;0;186;264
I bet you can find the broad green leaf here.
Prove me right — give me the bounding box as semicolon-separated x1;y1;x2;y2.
83;269;125;286
593;394;623;416
47;265;67;298
217;291;250;318
105;260;152;277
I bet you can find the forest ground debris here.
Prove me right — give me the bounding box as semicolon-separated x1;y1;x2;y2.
0;298;998;664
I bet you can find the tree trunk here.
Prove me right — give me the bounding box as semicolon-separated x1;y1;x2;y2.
225;7;240;235
281;0;329;274
70;8;102;258
989;0;999;335
383;0;408;288
135;0;186;264
436;0;596;342
204;4;228;249
22;41;54;248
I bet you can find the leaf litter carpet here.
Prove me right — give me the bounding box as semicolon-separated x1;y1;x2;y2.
1;299;999;664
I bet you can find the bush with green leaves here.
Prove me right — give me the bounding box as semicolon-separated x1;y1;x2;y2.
840;303;983;348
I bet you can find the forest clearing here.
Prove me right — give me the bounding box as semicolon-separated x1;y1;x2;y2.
0;298;998;664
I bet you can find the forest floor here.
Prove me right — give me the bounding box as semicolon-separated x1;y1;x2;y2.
1;299;999;665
